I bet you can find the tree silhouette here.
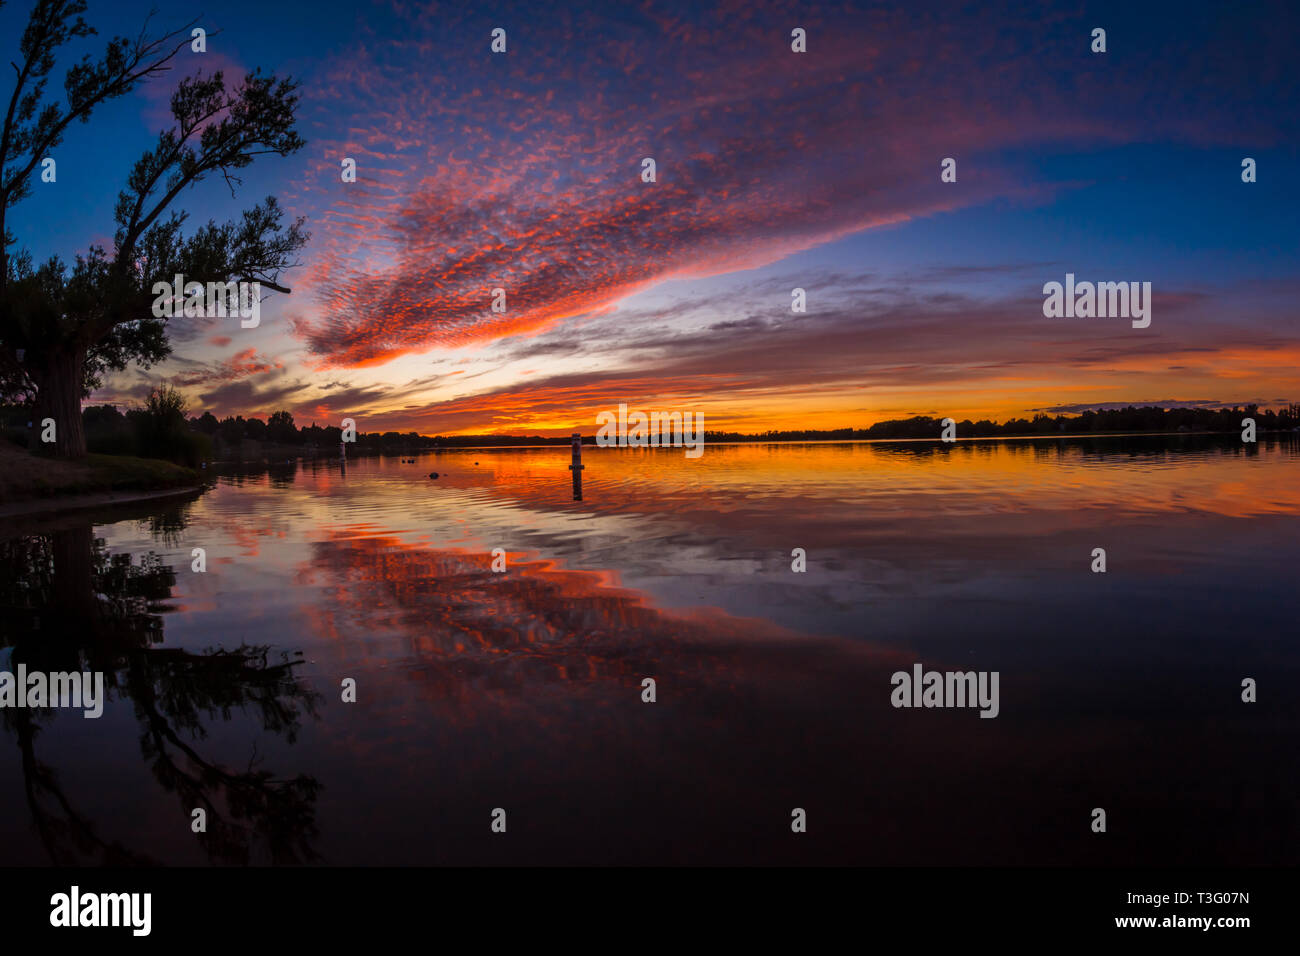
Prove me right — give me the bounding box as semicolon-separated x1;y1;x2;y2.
0;518;323;864
0;0;308;458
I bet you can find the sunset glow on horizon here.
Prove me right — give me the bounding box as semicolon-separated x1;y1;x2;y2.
6;0;1297;436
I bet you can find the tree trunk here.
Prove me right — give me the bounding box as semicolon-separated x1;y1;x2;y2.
32;344;87;459
49;524;99;650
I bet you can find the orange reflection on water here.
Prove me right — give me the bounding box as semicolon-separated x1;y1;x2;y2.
446;438;1300;520
294;528;911;726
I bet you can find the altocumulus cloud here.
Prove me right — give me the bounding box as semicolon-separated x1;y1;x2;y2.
288;0;1285;369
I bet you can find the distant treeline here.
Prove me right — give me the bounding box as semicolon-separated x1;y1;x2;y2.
180;412;572;450
3;403;1296;465
184;402;1300;446
703;404;1300;442
2;389;211;467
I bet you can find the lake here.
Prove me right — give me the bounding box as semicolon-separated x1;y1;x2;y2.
1;436;1297;864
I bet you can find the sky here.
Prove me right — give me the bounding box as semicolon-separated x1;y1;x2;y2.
6;0;1299;435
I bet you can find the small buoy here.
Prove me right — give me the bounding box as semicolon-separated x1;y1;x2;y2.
428;472;440;479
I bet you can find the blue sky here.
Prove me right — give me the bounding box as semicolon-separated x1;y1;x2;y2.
4;0;1297;432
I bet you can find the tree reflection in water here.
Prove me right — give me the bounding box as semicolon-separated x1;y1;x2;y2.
0;505;322;865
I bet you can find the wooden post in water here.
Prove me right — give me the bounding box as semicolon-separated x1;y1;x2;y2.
569;432;584;500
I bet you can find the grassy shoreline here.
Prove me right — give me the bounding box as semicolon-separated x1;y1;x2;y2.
0;441;200;505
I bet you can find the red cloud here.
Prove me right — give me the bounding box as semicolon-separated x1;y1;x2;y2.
173;348;285;387
285;4;1284;374
290;6;1151;368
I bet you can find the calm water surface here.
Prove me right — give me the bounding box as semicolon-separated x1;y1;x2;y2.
2;437;1297;864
